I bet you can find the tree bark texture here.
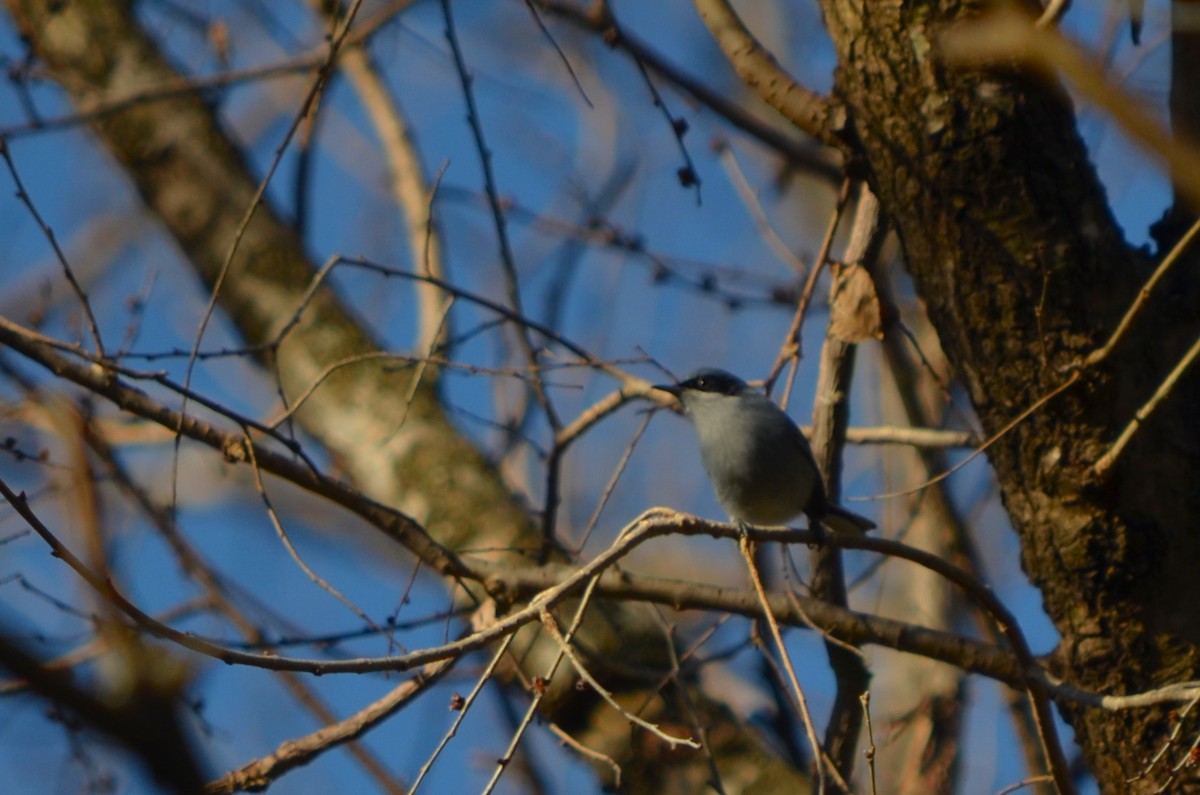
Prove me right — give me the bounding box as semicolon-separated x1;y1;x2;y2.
820;2;1200;791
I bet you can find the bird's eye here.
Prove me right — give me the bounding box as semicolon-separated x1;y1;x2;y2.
696;377;709;389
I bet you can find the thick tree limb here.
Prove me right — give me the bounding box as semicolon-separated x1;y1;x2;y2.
815;2;1200;790
693;0;846;145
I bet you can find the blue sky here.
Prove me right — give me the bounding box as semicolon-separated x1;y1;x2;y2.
0;1;1174;792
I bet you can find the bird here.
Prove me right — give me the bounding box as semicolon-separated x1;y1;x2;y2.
654;368;875;536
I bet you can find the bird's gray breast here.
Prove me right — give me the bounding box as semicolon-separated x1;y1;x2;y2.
688;395;816;525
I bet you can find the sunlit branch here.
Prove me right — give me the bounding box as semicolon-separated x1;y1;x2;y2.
693;0;845;145
206;658;452;793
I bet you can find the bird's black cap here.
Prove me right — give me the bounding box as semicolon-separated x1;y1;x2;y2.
666;368;748;396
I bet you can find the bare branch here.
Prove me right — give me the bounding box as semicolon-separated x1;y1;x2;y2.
0;140;105;356
1093;330;1200;477
740;535;832;793
206;659;451;793
693;0;846;145
539;0;841;180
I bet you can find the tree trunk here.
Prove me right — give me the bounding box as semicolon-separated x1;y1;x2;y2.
820;2;1200;790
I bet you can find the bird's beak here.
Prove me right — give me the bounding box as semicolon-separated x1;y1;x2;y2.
652;383;684;411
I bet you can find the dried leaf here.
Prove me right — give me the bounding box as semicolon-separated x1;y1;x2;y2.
828;263;883;343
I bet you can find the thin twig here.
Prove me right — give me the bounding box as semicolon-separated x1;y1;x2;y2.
643;606;728;794
545;722;622;787
324;0;451;359
0;0;422;140
268;352;421;428
408;634;515;793
1093;330;1200;477
483;572;620;794
834;424;976;448
387;295;456;443
1128;695;1199;786
6;439;1200;739
206;659;451;794
439;0;561;438
860;371;1081;502
536;605;699;749
173;0;368;521
782;589;866;658
0;315;468;577
625;34;703;204
0;139;105;357
522;0;593;107
739;535;829;794
242;434;395;647
715;139;809;276
538;0;841;181
766;178;854;400
995;775;1056;795
1034;0;1072;29
554;389;638;451
861;691;878;795
569;409;654;553
81;410;405;791
1086;215;1200;367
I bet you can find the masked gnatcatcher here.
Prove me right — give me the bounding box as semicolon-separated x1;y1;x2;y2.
654;368;875;536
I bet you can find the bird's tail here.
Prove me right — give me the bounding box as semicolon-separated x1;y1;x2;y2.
819;504;876;536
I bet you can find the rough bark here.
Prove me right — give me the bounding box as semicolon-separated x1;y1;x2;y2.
819;2;1200;791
